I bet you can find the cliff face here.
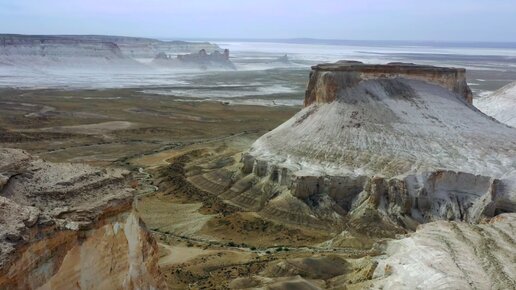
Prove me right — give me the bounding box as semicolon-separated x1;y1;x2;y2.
63;35;220;58
305;61;473;106
0;35;124;57
0;35;143;69
0;34;220;68
0;148;165;289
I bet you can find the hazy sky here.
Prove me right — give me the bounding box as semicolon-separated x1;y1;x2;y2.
0;0;514;42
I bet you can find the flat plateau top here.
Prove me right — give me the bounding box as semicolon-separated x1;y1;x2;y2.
312;60;465;73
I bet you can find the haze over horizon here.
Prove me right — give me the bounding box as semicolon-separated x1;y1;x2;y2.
1;0;515;42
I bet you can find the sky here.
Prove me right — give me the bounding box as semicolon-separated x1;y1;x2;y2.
0;0;515;42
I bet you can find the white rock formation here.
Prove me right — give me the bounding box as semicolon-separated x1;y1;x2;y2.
0;35;143;69
241;61;516;228
372;213;516;290
0;34;220;70
64;35;220;58
475;81;516;127
152;49;236;70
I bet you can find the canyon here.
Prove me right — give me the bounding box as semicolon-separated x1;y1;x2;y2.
0;60;515;289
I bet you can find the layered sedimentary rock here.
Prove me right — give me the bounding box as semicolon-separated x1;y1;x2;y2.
0;34;142;69
64;35;220;58
152;49;236;70
476;81;516;127
239;61;516;230
305;61;473;105
0;148;165;289
0;34;220;68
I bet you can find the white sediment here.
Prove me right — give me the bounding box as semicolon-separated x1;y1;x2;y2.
475;81;516;127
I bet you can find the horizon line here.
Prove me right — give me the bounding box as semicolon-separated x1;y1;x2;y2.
2;33;516;46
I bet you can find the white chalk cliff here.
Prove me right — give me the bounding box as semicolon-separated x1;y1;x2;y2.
0;34;219;69
0;35;143;69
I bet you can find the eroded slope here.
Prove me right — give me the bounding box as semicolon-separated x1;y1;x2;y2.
476;81;516;127
0;148;165;289
168;61;516;289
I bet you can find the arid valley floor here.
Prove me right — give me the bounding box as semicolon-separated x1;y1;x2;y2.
0;88;334;289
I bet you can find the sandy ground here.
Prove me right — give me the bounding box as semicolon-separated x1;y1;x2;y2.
138;195;215;236
0;88;298;165
34;120;136;135
159;244;218;266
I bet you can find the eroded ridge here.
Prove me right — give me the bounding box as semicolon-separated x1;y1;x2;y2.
174;142;516;290
372;213;516;290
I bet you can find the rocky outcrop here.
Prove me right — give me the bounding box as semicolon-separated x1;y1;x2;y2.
0;148;165;289
63;35;220;58
475;81;516;127
235;61;516;230
305;61;473;106
0;34;143;69
0;34;220;68
152;49;236;70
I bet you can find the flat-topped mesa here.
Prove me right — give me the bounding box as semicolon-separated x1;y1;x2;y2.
305;61;473;106
233;60;516;230
0;34;147;69
0;34;220;59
